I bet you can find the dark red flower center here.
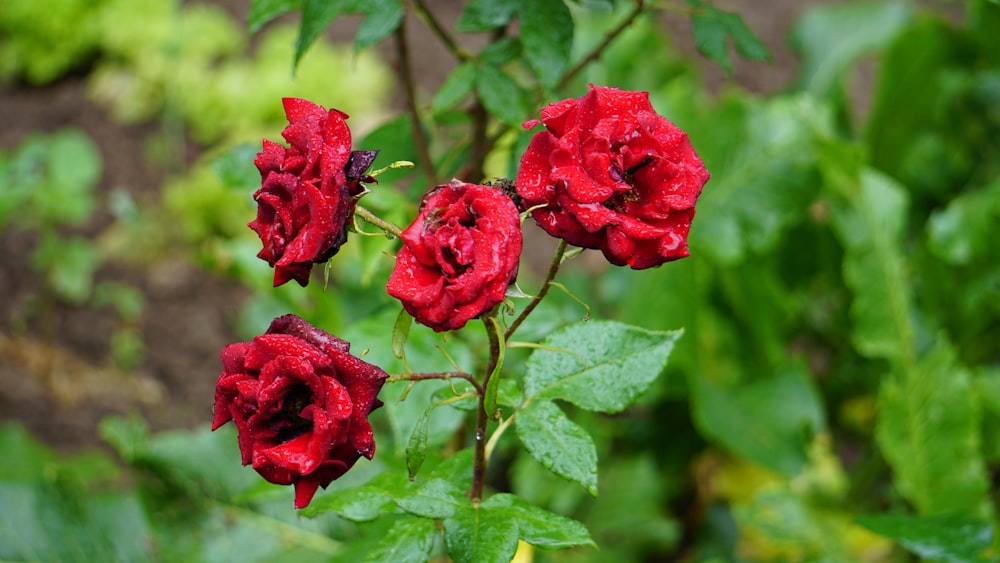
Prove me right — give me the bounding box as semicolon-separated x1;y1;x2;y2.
274;383;315;443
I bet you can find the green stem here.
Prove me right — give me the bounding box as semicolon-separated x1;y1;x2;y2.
555;0;647;91
504;240;568;340
355;205;403;237
409;0;474;62
387;370;483;395
471;313;503;503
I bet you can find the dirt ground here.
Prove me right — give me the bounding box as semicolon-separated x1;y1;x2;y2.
0;0;827;452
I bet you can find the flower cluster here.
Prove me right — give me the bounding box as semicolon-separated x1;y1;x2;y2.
213;89;709;508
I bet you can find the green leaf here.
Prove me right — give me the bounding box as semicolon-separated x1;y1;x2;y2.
406;409;431;480
432;62;477;115
429;448;475;485
456;0;519;32
479;37;521;66
875;341;990;516
211;143;260;190
689;95;832;265
444;505;520;563
483;317;505;417
691;366;825;477
394;478;468;519
790;1;911;95
690;4;769;76
830;169;914;363
392;308;412;360
520;0;574;87
857;513;993;563
927;179;1000;265
299;483;395;521
248;0;299;33
524;320;681;413
475;64;529;126
355;0;403;50
483;494;595;549
363;518;438;563
296;0;359;68
33;235;99;304
515;400;598;495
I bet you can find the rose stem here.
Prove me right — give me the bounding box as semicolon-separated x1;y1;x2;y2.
387;371;483;395
471;313;503;503
504;240;568;340
409;0;473;62
555;0;646;90
393;15;438;184
355;205;403;238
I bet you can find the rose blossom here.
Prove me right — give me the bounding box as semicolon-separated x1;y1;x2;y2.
387;180;522;332
515;85;710;269
212;314;388;509
249;98;377;287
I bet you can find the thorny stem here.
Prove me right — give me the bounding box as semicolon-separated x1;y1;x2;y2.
471;313;503;503
388;371;483;395
409;0;473;62
355;205;403;237
555;0;647;91
394;17;438;184
504;240;569;340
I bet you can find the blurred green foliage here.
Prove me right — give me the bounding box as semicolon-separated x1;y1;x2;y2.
2;0;999;561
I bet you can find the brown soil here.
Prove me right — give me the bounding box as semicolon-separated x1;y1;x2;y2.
0;0;819;452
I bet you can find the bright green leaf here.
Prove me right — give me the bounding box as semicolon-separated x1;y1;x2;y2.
432;62;477;114
857;513;993;562
483;493;595;549
515;400;598;495
876;341;990;516
475;64;529;126
444;505;520;563
830;169;914;363
456;0;519;32
520;0;574;87
363;518;438;563
691;366;825;477
248;0;299;33
524;320;681;413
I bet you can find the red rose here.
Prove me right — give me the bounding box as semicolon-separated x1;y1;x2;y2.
212;314;388;509
515;85;710;269
386;180;522;332
249;98;377;287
